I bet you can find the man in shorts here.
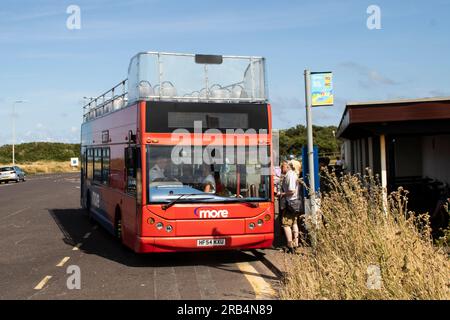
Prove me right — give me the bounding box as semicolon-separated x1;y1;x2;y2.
278;160;301;254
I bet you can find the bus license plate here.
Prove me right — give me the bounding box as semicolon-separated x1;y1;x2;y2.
197;239;226;247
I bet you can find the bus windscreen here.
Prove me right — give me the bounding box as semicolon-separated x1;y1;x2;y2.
147;145;271;204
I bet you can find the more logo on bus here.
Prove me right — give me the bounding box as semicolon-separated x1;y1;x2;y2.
194;207;229;219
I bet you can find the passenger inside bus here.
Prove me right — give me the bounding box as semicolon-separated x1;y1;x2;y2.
149;157;168;182
202;164;216;193
147;146;271;202
180;164;195;185
213;170;231;197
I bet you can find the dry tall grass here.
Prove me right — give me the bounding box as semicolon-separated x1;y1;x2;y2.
280;173;450;300
0;161;79;175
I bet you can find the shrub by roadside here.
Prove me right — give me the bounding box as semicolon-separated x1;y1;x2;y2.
280;173;450;300
0;142;80;163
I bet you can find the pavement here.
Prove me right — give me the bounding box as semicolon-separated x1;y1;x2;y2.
0;173;286;300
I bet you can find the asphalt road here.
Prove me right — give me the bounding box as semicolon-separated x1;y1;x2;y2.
0;173;281;300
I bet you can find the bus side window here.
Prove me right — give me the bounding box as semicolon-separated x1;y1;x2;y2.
87;148;93;180
125;147;137;196
102;148;110;185
94;148;102;182
81;148;86;178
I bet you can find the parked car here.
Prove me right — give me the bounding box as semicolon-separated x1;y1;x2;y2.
0;166;26;183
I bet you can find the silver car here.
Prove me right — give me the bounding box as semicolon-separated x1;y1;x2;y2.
0;166;26;183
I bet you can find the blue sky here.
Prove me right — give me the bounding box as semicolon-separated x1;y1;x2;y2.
1;0;450;145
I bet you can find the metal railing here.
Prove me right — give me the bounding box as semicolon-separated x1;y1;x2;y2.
83;52;268;123
128;52;267;104
82;79;128;122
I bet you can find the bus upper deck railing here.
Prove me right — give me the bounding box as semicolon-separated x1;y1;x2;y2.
83;52;268;123
83;79;128;122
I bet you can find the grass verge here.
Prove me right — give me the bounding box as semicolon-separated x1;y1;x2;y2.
280;173;450;300
0;161;79;175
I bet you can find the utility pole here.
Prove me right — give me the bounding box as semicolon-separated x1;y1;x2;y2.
304;70;317;226
303;69;333;245
12;100;26;165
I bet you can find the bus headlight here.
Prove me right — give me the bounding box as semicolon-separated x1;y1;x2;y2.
264;214;271;222
166;225;173;233
249;222;255;230
148;217;155;225
156;222;164;230
257;219;263;227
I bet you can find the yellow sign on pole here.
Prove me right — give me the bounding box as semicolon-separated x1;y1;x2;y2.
311;72;333;106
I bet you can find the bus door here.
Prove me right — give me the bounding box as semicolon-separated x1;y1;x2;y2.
122;146;141;243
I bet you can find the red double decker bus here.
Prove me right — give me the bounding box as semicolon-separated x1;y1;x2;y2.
81;52;274;253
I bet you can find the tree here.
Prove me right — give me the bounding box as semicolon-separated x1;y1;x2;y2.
278;125;341;159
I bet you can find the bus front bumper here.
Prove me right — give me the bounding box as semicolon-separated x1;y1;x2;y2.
135;233;274;253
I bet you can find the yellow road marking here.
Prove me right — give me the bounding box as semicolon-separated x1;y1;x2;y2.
34;275;52;290
236;262;276;299
56;256;70;267
72;243;82;251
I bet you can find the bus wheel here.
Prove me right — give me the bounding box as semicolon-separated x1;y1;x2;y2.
86;192;94;222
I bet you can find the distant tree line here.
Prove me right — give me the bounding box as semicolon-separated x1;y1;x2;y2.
0;142;80;163
278;125;341;158
0;126;340;163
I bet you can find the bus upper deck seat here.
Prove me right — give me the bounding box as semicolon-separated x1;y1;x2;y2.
113;97;124;111
156;81;177;98
230;85;248;99
138;80;154;98
210;85;231;102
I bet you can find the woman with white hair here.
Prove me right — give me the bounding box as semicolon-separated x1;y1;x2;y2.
278;160;302;253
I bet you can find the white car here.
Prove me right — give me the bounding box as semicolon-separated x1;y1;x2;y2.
0;166;26;183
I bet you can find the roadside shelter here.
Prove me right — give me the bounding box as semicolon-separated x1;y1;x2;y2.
337;97;450;216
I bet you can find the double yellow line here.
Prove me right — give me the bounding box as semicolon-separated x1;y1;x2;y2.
236;261;277;299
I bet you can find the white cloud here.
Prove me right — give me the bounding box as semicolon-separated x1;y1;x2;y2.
340;62;399;88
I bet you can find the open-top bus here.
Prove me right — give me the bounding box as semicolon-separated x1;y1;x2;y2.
81;52;274;253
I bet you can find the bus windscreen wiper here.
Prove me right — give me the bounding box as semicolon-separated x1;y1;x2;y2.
225;198;259;208
161;193;213;210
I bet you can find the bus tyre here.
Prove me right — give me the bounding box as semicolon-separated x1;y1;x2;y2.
86;192;94;222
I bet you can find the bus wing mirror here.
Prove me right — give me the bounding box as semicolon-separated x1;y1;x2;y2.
128;130;136;143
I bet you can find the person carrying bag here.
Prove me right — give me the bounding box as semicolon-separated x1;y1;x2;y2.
279;161;304;253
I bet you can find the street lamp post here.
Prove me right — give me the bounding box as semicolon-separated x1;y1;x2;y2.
12;100;26;165
82;96;95;103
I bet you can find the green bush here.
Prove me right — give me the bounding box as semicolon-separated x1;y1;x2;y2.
280;173;450;300
0;142;80;163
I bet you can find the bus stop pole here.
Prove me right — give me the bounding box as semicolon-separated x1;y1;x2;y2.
304;70;317;230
